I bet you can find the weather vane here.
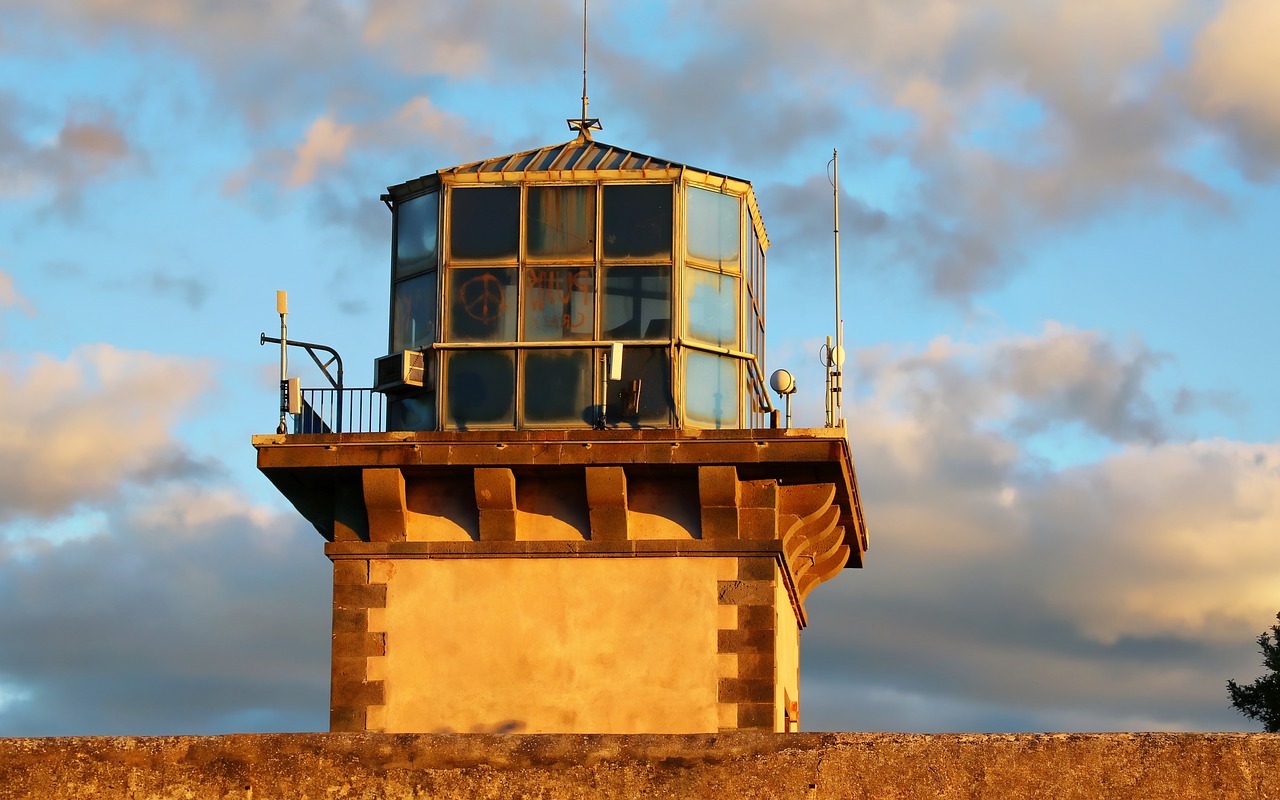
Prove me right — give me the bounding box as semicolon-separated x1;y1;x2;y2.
567;0;602;137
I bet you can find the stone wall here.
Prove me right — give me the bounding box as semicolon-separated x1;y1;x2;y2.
3;732;1278;799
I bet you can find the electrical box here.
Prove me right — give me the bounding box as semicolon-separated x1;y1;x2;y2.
286;377;301;415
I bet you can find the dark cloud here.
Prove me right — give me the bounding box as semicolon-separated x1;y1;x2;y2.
363;0;578;80
144;271;212;310
6;0;1275;305
994;327;1169;444
1172;387;1244;418
853;325;1174;446
794;330;1280;732
0;94;137;214
0;492;331;736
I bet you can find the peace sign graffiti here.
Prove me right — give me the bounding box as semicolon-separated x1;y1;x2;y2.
459;272;507;325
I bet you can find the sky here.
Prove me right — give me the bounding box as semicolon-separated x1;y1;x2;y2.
0;0;1277;736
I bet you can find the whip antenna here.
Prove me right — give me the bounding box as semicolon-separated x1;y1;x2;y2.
822;149;845;428
567;0;602;136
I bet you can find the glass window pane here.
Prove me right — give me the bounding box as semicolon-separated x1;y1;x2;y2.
446;268;518;342
450;186;519;261
606;346;672;428
388;393;436;432
523;267;595;341
687;186;740;269
395;191;438;277
602;266;671;340
527;186;594;259
684;268;739;348
391;271;437;352
445;349;515;429
523;349;593;427
603;184;672;259
685;351;739;428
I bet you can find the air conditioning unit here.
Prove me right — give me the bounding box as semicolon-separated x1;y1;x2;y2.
374;350;427;394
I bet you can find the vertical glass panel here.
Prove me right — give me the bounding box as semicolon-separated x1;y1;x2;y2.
527;186;595;259
685;351;740;428
603;184;672;259
606;346;673;428
391;271;437;352
450;186;519;261
684;268;739;348
523;349;593;427
388;392;436;432
687;186;741;270
395;191;439;277
601;266;671;339
523;267;595;341
446;268;518;342
445;349;515;429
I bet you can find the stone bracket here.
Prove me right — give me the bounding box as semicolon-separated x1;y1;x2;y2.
363;468;408;543
474;467;517;541
585;467;629;540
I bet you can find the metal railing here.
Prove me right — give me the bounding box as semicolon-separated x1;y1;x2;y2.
292;388;386;434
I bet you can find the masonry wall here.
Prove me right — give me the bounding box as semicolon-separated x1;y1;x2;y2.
374;556;726;734
3;732;1278;799
332;553;799;734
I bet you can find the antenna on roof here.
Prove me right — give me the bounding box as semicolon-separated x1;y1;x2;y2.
567;0;602;138
821;149;846;429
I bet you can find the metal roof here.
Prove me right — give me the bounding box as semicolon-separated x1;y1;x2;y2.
443;135;683;175
387;134;752;195
382;134;768;249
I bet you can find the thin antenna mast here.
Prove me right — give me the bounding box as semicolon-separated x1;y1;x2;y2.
580;0;588;123
823;150;845;428
567;0;602;136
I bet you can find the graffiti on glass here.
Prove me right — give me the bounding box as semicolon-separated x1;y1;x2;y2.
525;269;591;332
459;272;507;324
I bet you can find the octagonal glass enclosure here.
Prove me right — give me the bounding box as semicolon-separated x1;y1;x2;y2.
382;136;771;431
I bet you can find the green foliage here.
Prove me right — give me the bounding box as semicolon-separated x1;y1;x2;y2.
1227;612;1280;732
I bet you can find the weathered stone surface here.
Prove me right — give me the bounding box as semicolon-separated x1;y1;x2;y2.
363;468;408;542
4;732;1277;799
254;428;869;566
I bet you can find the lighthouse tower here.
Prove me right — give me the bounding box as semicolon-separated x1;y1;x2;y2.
253;130;867;734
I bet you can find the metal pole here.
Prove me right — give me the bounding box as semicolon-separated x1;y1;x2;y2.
581;0;589;126
830;149;845;428
598;349;608;429
277;291;288;434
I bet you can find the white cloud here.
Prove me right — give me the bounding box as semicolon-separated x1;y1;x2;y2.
227;97;479;193
9;0;1271;300
287;115;356;188
1187;0;1280;177
1029;441;1280;645
802;325;1279;731
607;0;1244;300
0;269;35;318
0;344;214;520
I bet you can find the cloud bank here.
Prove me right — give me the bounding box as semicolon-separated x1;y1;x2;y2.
802;324;1280;731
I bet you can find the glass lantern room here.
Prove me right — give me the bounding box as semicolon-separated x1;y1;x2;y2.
380;135;770;431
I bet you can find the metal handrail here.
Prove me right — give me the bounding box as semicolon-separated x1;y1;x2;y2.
291;388;386;434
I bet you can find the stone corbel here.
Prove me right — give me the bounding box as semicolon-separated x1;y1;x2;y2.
363;468;408;542
474;467;517;541
585;466;629;540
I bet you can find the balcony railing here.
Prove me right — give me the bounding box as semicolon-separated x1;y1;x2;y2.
293;388;386;434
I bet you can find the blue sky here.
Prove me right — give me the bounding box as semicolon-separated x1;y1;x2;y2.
1;0;1277;735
